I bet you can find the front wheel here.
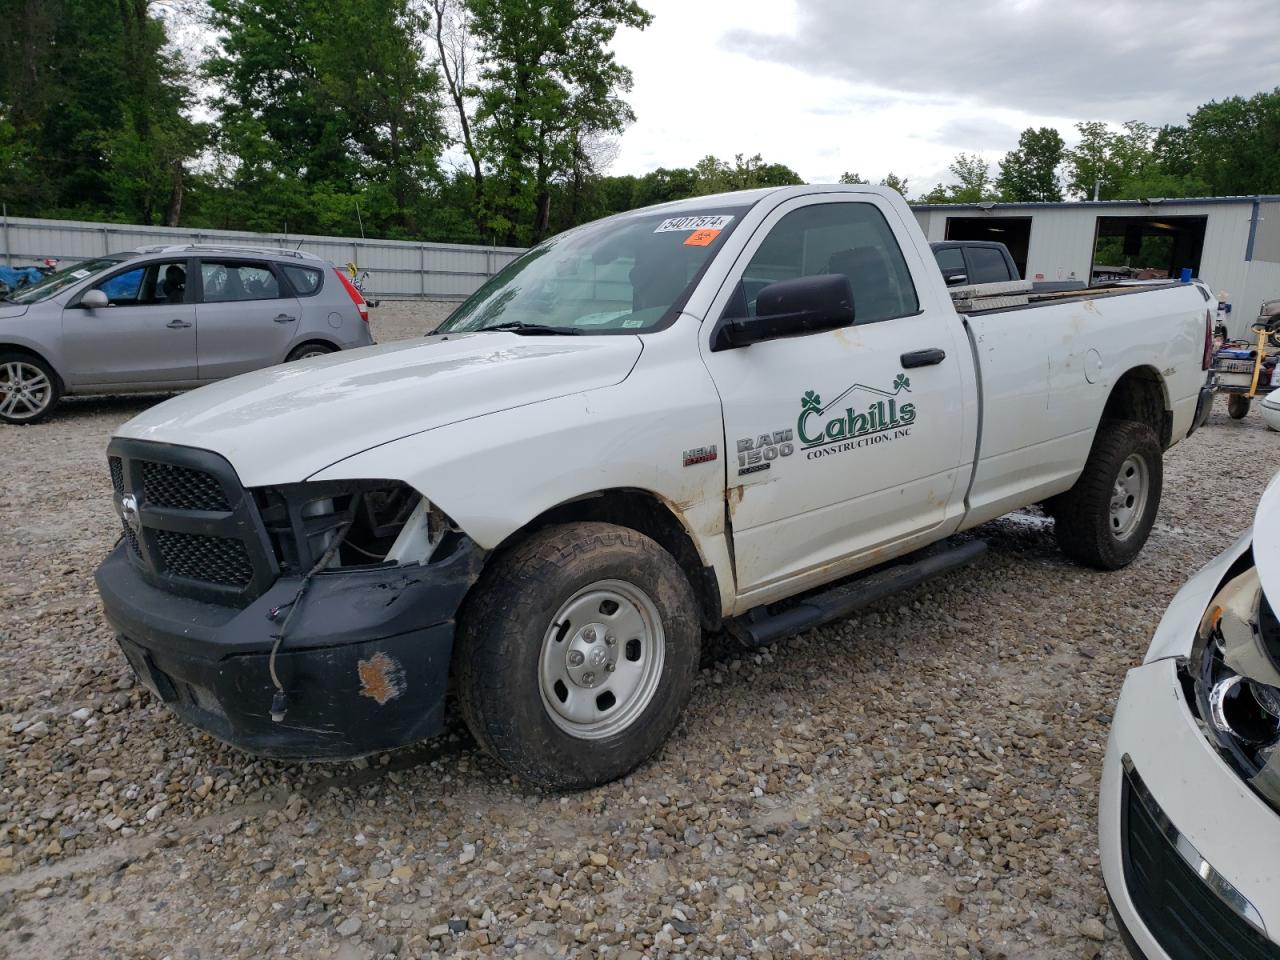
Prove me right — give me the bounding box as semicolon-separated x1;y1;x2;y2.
1050;419;1162;570
1227;394;1251;420
0;353;60;424
455;522;701;790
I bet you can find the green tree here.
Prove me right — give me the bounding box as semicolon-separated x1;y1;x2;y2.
690;153;803;195
996;127;1064;202
1181;89;1280;195
205;0;442;235
466;0;653;243
0;0;198;222
879;172;909;195
1064;121;1159;200
916;155;994;204
633;166;699;206
839;171;868;184
947;153;994;202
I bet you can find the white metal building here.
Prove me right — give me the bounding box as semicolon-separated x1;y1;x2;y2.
912;196;1280;338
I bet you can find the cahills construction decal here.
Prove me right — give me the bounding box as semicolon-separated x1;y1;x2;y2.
797;373;916;459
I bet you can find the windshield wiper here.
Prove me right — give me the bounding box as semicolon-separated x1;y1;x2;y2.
480;321;581;336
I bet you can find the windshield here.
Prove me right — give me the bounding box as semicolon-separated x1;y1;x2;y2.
438;205;749;335
5;256;126;304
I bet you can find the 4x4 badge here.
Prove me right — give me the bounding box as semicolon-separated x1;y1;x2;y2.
683;445;717;467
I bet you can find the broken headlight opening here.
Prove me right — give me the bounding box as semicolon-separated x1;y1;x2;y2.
253;479;462;572
1183;564;1280;812
251;480;465;722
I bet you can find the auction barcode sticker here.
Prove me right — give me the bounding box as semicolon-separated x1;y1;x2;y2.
654;215;734;233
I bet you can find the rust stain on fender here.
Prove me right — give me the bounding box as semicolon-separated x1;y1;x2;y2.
357;652;407;705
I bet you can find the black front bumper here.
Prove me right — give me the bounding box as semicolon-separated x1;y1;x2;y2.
95;539;483;760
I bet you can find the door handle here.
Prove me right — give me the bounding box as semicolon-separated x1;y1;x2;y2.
900;348;946;368
166;319;192;329
274;314;297;323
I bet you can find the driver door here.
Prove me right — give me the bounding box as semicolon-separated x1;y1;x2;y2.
61;258;198;386
700;194;972;601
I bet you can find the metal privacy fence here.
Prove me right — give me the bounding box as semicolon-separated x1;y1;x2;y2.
0;211;524;300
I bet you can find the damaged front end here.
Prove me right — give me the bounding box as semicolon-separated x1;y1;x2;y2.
95;438;484;760
1183;563;1280;812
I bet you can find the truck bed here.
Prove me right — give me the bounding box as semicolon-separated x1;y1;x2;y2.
951;279;1186;315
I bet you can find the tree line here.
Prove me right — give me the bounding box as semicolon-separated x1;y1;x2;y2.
864;91;1280;205
1;1;1277;248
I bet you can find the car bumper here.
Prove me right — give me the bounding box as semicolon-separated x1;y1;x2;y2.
95;539;483;760
1100;658;1280;960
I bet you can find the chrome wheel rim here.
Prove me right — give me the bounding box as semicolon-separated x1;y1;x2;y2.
0;361;52;421
538;579;665;740
1110;453;1149;541
294;349;328;360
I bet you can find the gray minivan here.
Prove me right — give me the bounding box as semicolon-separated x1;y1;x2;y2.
0;244;375;424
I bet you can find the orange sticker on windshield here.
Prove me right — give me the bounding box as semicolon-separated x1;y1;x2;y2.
684;229;721;247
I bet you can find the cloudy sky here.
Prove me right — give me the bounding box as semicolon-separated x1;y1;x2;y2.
610;0;1280;189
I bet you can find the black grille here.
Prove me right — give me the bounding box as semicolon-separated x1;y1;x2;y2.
122;522;141;559
106;439;277;606
1123;764;1280;960
108;455;140;557
153;530;254;586
142;461;230;511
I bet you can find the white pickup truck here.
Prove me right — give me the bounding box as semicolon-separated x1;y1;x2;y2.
95;185;1215;789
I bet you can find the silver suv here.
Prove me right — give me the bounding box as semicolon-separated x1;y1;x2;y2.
0;244;376;424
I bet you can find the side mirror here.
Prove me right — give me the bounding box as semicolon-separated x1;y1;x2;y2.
715;274;854;350
945;273;968;286
81;289;109;309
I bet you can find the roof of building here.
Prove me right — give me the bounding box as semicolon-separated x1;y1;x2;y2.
910;195;1280;212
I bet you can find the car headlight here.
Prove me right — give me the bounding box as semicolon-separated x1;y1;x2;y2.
253;480;460;573
1186;564;1280;811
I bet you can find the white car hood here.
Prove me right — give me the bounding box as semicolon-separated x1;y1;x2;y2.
0;303;30;320
116;333;643;486
1255;470;1280;604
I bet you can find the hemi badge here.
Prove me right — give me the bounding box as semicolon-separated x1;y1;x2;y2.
683;445;718;467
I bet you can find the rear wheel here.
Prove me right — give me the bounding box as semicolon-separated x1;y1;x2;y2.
0;353;60;424
455;522;701;790
1050;419;1162;570
285;343;334;362
1227;394;1251;420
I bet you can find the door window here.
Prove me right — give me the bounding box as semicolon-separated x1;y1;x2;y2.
729;202;919;325
93;261;189;306
933;247;967;283
966;246;1014;283
200;261;282;302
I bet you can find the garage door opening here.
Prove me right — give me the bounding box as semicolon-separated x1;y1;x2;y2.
1090;216;1207;283
944;217;1032;278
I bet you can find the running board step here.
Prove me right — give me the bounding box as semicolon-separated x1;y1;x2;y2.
728;539;988;648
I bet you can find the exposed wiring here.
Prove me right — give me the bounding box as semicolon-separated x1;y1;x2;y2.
340;539;388;561
266;523;350;722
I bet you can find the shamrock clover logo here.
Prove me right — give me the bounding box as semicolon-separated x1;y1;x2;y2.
801;390;822;412
893;374;911;393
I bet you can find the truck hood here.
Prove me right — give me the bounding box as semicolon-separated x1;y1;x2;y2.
116;333;643;486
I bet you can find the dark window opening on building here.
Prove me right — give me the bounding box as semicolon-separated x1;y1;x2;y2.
944;217;1032;278
1090;216;1207;283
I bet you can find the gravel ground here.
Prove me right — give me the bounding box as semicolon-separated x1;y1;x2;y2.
1;312;1276;959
